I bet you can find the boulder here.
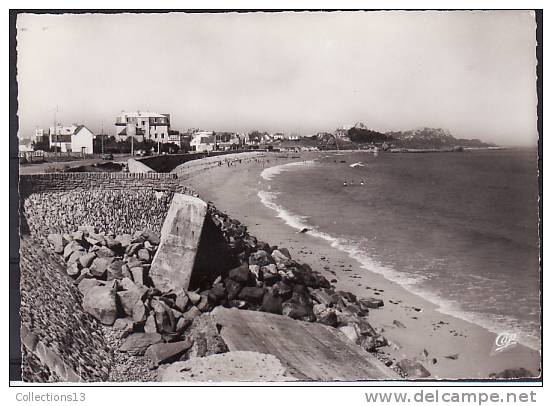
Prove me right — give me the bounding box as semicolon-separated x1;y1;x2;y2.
174;292;189;312
272;281;293;301
239;287;265;303
338;325;359;343
206;284;226;304
337;291;357;304
113;317;134;338
77;278;103;295
144;314;157;333
119;332;163;355
47;233;65;254
196;295;211;312
78;225;97;234
145;340;193;367
176;317;193;333
282;292;314;320
132;301;147;324
397;359;431;378
317;310;339;328
117;286;148;316
261;289;283;314
90;257;113;278
66;262;80;277
248;265;260;280
225;278;242;300
107;260;125;280
271;249;290;263
71;230;85;243
126;242;142;256
228;264;253;285
187;291;202;305
151;299;176;333
116;234;133;248
130;267;145;286
95;246;116;258
82;285;119;325
78;252;96;269
126;256;143;269
359;298;384;309
310;289;338;307
182;306;202;320
142;229;161;245
249;250;273;267
137;248;151;263
74;267;93;284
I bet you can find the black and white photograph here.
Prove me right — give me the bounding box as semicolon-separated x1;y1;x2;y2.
9;6;543;391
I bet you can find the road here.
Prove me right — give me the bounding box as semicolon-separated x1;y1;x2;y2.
19;155;131;175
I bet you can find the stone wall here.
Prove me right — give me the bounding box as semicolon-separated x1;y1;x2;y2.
19;172;189;199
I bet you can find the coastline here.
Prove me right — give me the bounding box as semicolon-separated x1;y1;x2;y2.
181;151;541;380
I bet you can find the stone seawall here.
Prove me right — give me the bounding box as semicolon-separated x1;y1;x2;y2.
19;173;190;199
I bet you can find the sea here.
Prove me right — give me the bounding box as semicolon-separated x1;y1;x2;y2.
258;149;541;350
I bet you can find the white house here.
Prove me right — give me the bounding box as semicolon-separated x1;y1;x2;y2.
190;131;215;152
114;111;171;143
49;124;95;154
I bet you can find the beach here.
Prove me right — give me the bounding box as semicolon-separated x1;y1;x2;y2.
182;151;541;380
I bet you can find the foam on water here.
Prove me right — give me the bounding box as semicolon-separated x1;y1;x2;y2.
260;160;316;181
258;161;541;351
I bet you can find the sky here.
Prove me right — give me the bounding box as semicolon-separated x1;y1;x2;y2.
16;11;538;146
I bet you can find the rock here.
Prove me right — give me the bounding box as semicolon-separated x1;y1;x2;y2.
175;293;189;312
88;232;106;245
82;285;118;325
151;299;176;333
317;310;339;328
90;257;113;278
393;320;406;329
142;229;161;245
313;303;327;316
107;260;125;280
126;242;142;256
126;256;143;269
116;233;133;248
197;295;211;312
78;252;96;269
96;246;116;258
66;250;85;266
47;233;64;254
225;278;242;300
337;291;357;304
182;306;201;320
121;263;132;279
310;289;337;306
228;264;253;284
489;368;536;379
359;297;384;309
239;287;265;303
358;335;379;352
119;332;163;355
271;249;290;263
130;267;144;285
352;319;378;337
397;359;431;378
66;262;81;277
144;314;157;333
145;340;193;367
176;317;192;332
71;230;85;243
249;265;260;279
272;281;293;301
132;301;147;324
338;325;359;343
279;248;291;259
261;289;283;314
113;317;134;337
74;267;93;284
249;250;273;267
77;278;103;295
117;286;148;316
137;248;151;262
185;291;200;305
206;284;227;304
228;300;247;309
282;292;314;320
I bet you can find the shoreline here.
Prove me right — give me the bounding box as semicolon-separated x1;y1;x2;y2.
182;151;541;380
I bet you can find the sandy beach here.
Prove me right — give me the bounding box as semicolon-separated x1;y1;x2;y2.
181;151;541;380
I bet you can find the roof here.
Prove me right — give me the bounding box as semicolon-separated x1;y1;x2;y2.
120;111;169;118
73;125;94;135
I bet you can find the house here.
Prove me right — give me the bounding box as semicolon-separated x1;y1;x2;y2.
190;131;215;152
49;124;95;154
114;111;171;143
19;138;34;152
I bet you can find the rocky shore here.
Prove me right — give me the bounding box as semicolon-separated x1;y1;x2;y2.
21;186;404;381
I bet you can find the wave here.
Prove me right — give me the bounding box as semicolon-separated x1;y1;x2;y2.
260;160;316;181
256;189;541;351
